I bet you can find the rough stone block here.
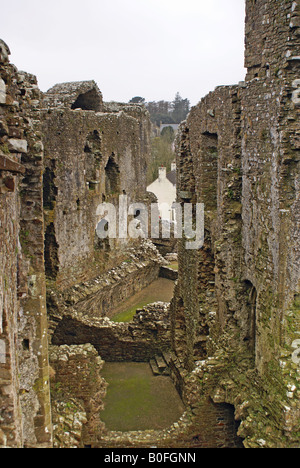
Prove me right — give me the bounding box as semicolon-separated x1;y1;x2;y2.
7;138;28;153
0;78;6;105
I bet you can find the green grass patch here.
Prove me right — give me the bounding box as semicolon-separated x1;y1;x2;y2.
111;278;175;323
100;363;184;432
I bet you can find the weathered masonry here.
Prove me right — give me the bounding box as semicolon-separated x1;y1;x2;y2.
0;0;299;449
173;0;300;448
0;41;157;446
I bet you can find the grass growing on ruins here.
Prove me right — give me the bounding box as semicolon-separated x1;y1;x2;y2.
100;362;185;432
112;301;155;323
168;262;178;271
111;278;175;323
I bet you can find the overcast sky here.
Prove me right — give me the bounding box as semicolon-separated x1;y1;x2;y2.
1;0;246;106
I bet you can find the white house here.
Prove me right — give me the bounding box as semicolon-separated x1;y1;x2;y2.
147;163;177;220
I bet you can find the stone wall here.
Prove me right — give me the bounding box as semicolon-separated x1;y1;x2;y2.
0;40;52;447
1;0;299;449
49;344;107;447
51;303;171;362
173;0;300;448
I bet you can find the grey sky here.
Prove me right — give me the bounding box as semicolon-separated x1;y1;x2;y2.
1;0;246;106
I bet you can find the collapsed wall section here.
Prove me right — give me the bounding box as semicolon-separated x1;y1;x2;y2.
44;81;104;112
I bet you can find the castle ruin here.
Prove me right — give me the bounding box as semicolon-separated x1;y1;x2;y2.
0;0;299;449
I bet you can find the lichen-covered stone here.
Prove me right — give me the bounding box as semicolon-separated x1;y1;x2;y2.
49;344;107;447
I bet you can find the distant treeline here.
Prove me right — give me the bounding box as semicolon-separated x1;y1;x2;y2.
129;93;190;126
147;126;176;185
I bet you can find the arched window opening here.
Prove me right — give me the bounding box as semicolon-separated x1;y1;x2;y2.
105;154;120;196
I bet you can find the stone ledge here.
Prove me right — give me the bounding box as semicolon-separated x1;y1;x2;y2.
7;139;28;154
0;153;25;174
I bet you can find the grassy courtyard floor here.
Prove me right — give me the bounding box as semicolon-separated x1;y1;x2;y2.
100;362;185;432
111;278;175;322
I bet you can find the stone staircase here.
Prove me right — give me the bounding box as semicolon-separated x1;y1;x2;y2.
149;351;188;402
149;352;173;376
